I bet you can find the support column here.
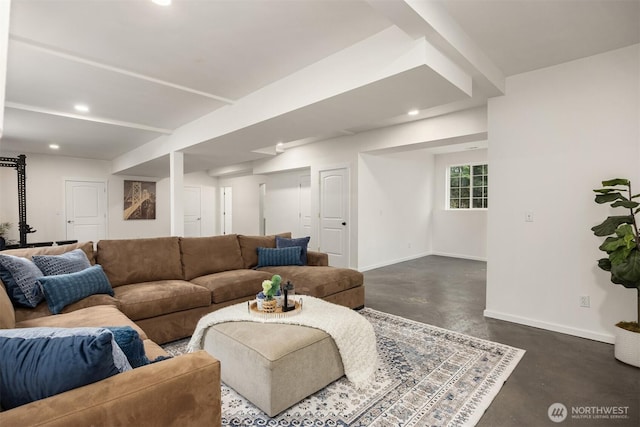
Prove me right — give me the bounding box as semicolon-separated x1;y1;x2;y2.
170;151;184;236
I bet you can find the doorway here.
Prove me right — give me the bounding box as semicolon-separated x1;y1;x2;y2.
65;180;107;243
184;186;201;237
319;167;349;268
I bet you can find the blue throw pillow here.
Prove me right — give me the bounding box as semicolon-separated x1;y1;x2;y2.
255;246;303;268
0;327;131;410
104;326;150;368
38;265;114;314
32;249;91;276
0;254;44;307
276;236;311;265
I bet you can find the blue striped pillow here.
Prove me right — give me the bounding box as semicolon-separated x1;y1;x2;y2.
255;246;303;268
33;249;91;276
38;265;114;314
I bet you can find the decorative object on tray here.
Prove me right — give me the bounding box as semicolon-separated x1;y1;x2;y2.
248;298;303;319
259;274;281;313
282;280;296;312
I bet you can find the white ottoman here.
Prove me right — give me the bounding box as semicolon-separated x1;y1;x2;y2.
202;321;344;417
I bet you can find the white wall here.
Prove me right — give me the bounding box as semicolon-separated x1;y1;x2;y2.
432;148;488;260
486;44;640;343
251;107;487;268
0;153;218;242
358;150;434;271
264;169;310;238
0;153;112;243
217;174;266;235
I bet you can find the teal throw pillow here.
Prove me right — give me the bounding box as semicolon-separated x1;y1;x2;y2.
0;327;131;410
104;326;150;368
255;246;303;268
0;254;44;307
33;249;91;276
38;265;114;314
276;236;311;265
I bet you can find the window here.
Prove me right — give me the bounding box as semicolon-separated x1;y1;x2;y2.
448;164;488;209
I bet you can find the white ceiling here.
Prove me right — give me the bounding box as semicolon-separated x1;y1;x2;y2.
0;0;638;177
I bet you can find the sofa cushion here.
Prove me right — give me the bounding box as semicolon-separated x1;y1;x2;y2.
181;234;244;280
257;266;364;298
97;237;184;287
14;294;120;323
38;265;115;314
32;248;91;276
0;241;95;263
16;305;149;341
276;236;311;265
238;233;291;269
113;280;211;320
0;254;44;307
191;269;273;304
255;247;303;268
0;327;131;410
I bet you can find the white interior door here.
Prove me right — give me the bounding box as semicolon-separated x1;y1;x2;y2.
221;187;233;235
299;175;311;239
184;186;201;237
319;168;349;267
65;180;106;243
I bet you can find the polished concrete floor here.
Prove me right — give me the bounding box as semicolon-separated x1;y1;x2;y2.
363;256;639;427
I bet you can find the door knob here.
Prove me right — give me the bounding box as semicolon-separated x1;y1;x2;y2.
67;220;74;224
341;222;346;226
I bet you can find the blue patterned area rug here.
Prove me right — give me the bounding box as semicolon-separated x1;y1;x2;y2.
162;308;525;426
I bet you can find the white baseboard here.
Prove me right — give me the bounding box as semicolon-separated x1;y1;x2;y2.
431;251;487;262
358;252;432;272
483;309;615;344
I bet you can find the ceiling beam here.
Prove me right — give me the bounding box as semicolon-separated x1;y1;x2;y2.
366;0;505;97
5;102;173;134
9;35;235;105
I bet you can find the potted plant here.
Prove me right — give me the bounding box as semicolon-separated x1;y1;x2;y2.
592;178;640;367
259;274;282;313
0;222;12;250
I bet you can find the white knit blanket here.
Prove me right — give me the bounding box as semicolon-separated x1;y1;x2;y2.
187;296;378;389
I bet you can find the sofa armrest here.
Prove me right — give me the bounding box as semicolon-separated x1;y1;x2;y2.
307;250;329;266
0;351;221;427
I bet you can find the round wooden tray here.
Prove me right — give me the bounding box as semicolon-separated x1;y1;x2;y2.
248;299;302;318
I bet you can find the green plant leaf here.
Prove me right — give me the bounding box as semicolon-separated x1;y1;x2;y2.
611;200;639;209
610;246;634;265
593;189;615;194
599;236;627;253
594;193;626;204
611;250;640;285
591;216;634;236
602;178;630;187
611;271;640;289
632;193;640;199
598;258;612;271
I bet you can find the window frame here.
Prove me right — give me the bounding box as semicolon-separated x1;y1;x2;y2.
445;162;488;211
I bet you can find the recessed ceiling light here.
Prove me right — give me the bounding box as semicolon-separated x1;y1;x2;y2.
74;104;89;113
407;110;419;116
276;142;284;147
152;0;172;5
49;144;60;150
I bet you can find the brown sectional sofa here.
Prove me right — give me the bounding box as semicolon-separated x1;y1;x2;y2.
0;233;364;425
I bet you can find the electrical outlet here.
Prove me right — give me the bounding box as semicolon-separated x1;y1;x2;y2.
525;211;534;222
580;296;590;308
